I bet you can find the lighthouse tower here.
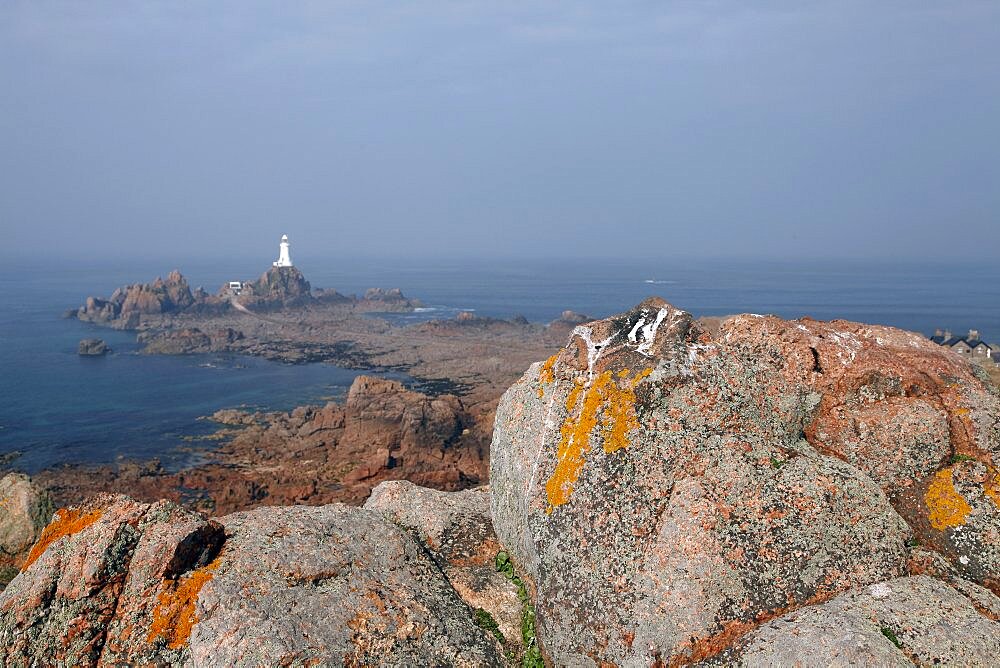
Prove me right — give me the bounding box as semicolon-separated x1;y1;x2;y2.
273;234;293;268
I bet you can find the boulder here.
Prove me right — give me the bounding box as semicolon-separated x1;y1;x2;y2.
489;297;1000;664
0;473;52;585
365;481;523;658
0;494;504;666
716;313;1000;595
77;338;110;356
709;576;1000;666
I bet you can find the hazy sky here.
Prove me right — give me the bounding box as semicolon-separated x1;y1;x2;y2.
2;1;998;261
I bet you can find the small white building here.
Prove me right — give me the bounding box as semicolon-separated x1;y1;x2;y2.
227;281;244;295
273;234;293;268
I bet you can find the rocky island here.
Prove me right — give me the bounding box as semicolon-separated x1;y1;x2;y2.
3;298;999;665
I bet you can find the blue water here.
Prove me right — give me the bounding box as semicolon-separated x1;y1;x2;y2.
1;257;997;473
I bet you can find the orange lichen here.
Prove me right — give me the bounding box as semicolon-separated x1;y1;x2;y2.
147;554;224;649
546;368;651;510
21;507;103;571
925;468;971;530
537;354;558;398
985;467;1000;509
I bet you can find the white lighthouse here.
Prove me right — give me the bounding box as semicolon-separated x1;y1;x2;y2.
273;234;293;268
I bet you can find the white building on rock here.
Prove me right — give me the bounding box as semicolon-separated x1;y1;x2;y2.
273;234;293;268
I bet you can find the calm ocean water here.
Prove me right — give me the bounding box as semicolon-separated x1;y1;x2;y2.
1;256;997;473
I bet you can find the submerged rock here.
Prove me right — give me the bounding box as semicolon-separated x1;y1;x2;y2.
0;493;504;666
77;338;110;356
490;297;1000;665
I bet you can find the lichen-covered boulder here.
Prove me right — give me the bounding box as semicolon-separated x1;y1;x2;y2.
365;480;522;657
708;576;1000;666
0;495;173;665
188;503;502;666
0;495;503;666
714;314;1000;594
490;298;923;665
0;473;52;584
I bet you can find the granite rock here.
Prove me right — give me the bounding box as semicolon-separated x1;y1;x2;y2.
0;473;52;584
489;298;1000;664
365;480;523;658
709;576;1000;667
0;494;504;666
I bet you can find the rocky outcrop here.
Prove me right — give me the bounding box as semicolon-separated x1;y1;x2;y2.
0;474;52;585
236;266;312;309
36;375;489;515
77;338;110;356
0;494;505;666
546;309;593;338
73;270;208;328
352;287;422;312
490;298;1000;665
363;287;406;302
365;481;524;658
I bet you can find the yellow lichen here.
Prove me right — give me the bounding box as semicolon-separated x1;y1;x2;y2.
925;468;972;530
546;367;651;510
22;507;104;571
148;553;224;649
985;467;1000;509
537;355;558;398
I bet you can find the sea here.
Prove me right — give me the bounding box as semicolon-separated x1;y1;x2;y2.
1;256;997;474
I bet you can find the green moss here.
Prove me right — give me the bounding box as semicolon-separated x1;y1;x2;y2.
495;550;515;579
474;608;505;647
769;456;785;469
951;453;976;464
881;626;902;649
495;551;544;668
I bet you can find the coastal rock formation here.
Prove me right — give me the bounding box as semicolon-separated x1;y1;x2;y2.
198;375;484;509
77;338;110;356
364;481;524;658
73;270;209;327
235;265;312;309
490;298;1000;665
0;474;52;585
36;376;489;514
0;494;504;666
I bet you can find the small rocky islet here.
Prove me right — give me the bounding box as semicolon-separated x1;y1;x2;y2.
2;297;999;665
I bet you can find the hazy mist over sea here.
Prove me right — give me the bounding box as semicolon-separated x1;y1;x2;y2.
2;2;999;263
